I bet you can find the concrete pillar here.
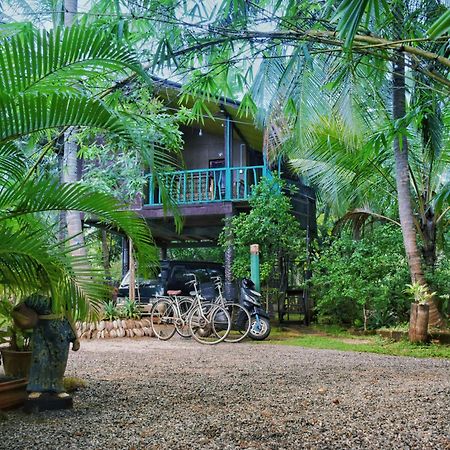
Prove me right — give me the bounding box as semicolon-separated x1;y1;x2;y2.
250;244;260;292
224;212;234;301
159;246;168;260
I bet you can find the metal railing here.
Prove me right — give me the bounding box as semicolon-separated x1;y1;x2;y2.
146;165;269;205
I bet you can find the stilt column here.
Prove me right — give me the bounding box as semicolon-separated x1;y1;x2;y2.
159;246;168;260
224;212;234;301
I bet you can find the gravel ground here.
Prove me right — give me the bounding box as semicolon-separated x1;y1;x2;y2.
1;338;449;450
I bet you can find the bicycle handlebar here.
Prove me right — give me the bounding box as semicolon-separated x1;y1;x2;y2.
185;273;198;286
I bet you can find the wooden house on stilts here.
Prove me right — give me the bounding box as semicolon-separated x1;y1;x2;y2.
123;77;317;320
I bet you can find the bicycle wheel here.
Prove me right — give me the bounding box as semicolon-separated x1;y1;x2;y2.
175;297;194;338
150;298;176;340
188;303;230;345
224;303;251;343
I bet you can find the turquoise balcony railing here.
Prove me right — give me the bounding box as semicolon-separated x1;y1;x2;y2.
146;165;270;206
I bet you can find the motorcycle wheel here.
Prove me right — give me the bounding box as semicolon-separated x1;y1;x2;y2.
248;316;271;340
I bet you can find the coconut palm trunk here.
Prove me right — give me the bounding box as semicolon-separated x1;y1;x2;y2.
62;0;86;258
392;52;443;328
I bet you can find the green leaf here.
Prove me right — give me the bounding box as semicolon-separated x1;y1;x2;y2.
0;24;150;95
332;0;387;47
428;9;450;39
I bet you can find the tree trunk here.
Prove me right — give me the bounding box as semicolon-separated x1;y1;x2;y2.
224;212;234;301
420;212;437;270
128;239;135;302
101;229;111;279
63;130;85;256
62;1;86;257
419;105;438;271
408;303;429;343
392;53;443;328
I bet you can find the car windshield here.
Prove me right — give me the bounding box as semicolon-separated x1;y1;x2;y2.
119;271;162;288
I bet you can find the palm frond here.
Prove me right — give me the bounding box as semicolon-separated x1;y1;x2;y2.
333;207;400;236
0;25;150;95
0;176;155;268
0;223;110;321
428;8;450;38
0;143;27;186
0;93;130;144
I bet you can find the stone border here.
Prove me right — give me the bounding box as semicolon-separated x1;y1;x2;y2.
376;329;450;344
75;319;154;340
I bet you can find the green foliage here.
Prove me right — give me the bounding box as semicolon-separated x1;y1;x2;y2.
0;23;160;322
312;225;411;328
404;282;436;305
103;301;120;321
120;298;141;319
427;257;450;317
80;94;185;203
0;298;32;351
220;176;305;283
428;9;450;38
168;246;223;263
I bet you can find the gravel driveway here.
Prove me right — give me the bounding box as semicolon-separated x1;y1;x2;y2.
1;338;449;450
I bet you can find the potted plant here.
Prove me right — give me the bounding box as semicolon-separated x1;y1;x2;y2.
0;299;34;379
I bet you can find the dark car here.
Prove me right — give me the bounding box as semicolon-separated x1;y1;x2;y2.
117;260;224;311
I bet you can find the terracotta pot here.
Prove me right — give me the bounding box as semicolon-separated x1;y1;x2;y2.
0;377;28;410
0;348;32;379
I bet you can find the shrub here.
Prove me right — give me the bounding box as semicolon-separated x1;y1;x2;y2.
103;301;119;321
426;256;450;318
312;225;411;328
220;176;305;284
120;298;141;319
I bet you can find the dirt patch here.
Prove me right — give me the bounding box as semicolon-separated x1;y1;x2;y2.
1;338;449;450
339;338;373;345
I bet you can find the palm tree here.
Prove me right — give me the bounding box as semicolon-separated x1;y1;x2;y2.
329;0;448;327
250;4;448;327
0;147;157;319
0;22;163;319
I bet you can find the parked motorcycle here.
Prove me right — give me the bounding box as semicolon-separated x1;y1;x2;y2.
239;278;271;341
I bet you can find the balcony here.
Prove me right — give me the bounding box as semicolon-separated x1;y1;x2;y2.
146;165;270;206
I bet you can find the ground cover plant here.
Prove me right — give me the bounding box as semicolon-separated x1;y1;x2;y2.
265;326;450;359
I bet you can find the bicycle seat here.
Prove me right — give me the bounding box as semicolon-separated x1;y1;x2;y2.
167;290;182;296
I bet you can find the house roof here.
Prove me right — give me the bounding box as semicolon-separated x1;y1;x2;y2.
151;76;263;150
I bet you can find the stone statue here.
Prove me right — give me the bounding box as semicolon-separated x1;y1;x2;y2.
15;294;80;410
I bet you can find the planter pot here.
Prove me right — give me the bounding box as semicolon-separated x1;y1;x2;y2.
0;377;28;410
0;348;32;379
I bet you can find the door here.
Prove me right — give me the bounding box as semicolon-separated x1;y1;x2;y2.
209;159;225;200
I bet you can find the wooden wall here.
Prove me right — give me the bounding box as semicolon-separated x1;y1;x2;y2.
180;125;248;169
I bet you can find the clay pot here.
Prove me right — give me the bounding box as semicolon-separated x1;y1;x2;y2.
0;349;32;379
0;377;28;410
